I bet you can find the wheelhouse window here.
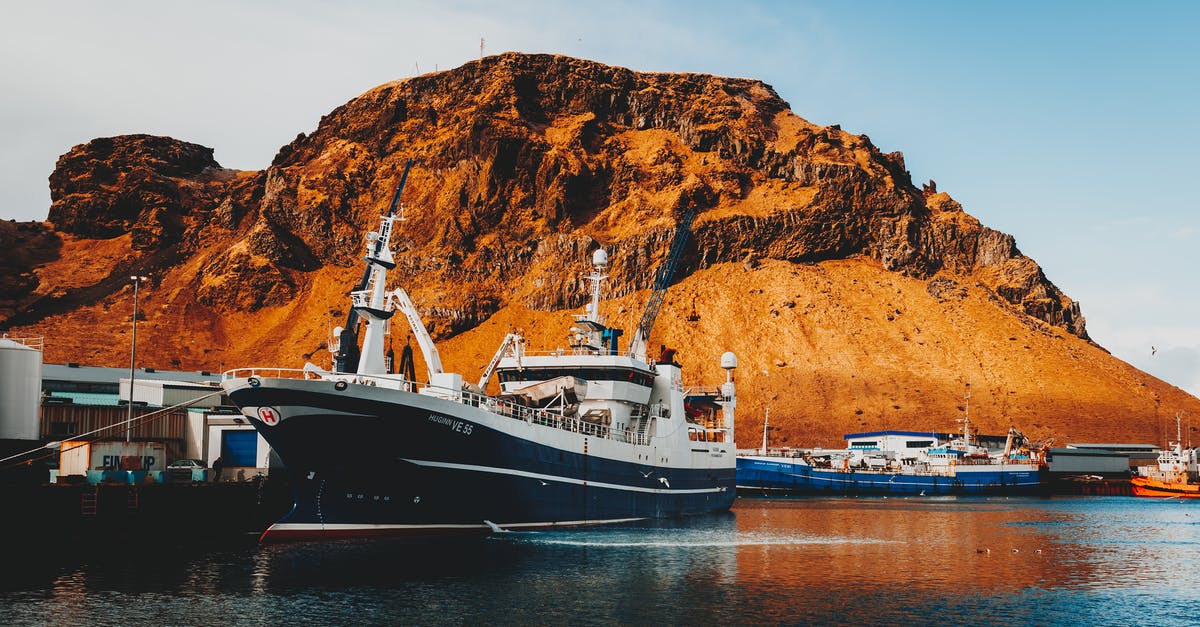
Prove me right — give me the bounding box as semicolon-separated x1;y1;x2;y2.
498;368;654;387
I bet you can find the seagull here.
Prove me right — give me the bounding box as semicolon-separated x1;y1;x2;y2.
539;480;548;486
640;470;654;478
976;548;990;554
1152;346;1158;356
1035;549;1043;554
1012;548;1020;553
658;477;671;489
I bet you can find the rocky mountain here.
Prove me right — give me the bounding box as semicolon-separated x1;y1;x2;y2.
2;53;1194;448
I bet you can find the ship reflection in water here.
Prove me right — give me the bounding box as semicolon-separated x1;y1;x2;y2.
3;497;1198;625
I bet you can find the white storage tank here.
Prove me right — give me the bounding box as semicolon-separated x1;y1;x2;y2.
0;335;42;441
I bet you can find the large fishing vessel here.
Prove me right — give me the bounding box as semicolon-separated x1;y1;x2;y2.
221;164;737;541
1130;416;1199;499
737;409;1044;496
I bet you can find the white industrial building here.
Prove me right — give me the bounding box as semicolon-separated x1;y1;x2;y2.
184;409;275;481
124;378;225;409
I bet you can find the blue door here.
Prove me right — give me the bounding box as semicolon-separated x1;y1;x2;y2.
221;430;258;467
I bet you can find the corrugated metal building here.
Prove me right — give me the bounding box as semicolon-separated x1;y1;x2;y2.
42;363;221;393
129;379;225;409
40;404;188;463
33;363;272;479
1046;442;1159;477
36;363;225;467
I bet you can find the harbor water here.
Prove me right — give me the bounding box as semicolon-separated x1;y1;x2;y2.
2;496;1197;625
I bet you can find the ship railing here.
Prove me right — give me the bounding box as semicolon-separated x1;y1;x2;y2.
222;367;326;381
223;368;652;445
418;381;650;446
756;448;806;458
519;348;612;357
684;385;725;399
221;368;414;390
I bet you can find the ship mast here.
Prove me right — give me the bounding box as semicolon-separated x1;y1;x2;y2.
1175;412;1183;455
584;249;606;326
959;382;972;447
334;159;413;375
761;406;770;455
571;249;623;355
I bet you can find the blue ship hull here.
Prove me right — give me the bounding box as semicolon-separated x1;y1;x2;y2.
229;380;735;541
737;456;1045;496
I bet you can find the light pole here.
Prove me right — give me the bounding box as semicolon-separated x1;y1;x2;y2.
126;275;148;443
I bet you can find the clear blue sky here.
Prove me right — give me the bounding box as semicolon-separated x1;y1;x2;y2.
3;1;1198;393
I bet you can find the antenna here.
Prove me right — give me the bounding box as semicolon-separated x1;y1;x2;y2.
961;381;973;446
761;406;770;455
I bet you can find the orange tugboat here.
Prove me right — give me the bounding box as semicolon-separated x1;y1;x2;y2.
1130;416;1199;498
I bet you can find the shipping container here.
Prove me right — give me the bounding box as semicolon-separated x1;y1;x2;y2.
58;441;168;476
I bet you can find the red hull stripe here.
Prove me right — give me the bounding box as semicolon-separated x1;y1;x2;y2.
260;518;647;542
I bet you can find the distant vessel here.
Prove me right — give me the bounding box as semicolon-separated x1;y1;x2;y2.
221;162;737;541
1130;415;1199;499
738;404;1045;496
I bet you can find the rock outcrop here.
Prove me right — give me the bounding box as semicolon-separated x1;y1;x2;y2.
48;135;221;244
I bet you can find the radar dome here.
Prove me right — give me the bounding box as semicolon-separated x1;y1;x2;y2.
720;352;738;369
592;248;608;267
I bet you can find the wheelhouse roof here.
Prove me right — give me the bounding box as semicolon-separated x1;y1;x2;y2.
844;430;941;440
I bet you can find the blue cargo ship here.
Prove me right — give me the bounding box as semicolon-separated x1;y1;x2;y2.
738;424;1045;496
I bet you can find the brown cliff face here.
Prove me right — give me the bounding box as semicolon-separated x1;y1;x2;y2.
0;53;1191;446
0;220;60;321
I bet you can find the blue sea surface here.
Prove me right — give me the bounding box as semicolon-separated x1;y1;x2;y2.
1;496;1197;626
